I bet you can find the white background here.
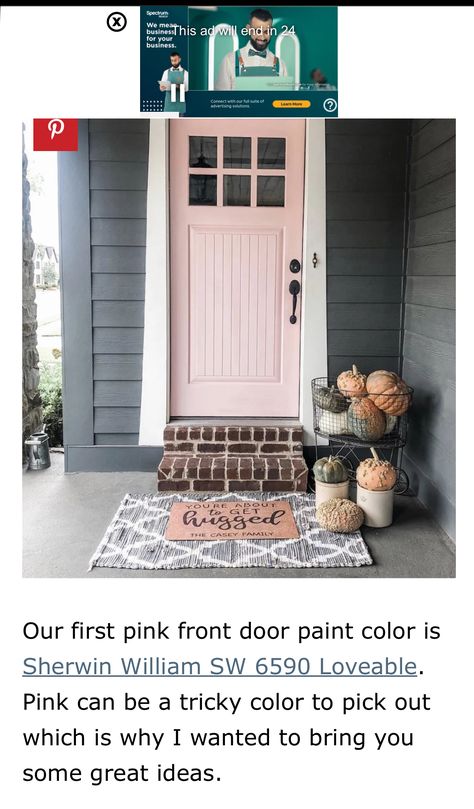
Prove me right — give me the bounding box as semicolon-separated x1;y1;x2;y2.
0;6;471;808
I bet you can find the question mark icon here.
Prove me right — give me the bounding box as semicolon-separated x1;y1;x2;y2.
323;98;337;113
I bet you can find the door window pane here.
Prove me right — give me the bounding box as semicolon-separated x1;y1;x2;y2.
257;176;285;206
189;175;217;205
223;175;251;206
258;137;286;169
224;137;251;168
189;136;217;168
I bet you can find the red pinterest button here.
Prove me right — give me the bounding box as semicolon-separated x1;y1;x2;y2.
33;118;78;151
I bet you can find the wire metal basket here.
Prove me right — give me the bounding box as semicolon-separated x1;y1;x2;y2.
311;377;412;449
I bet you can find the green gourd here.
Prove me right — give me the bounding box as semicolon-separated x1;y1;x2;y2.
314;456;348;484
313;385;348;413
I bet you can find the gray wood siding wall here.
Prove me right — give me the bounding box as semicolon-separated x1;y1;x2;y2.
402;120;455;538
89;120;149;445
325;120;410;380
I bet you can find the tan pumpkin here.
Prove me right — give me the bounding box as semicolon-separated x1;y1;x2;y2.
347;397;386;442
336;364;367;398
356;448;397;491
316;498;364;533
366;370;411;415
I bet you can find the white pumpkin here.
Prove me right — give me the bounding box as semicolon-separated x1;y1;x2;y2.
384;414;397;434
318;409;351;435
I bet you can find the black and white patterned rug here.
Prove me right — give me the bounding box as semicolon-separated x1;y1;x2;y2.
89;493;372;571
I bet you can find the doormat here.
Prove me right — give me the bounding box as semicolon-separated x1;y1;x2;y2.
165;500;299;541
89;493;372;571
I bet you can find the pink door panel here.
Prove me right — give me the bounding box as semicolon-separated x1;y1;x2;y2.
170;119;305;417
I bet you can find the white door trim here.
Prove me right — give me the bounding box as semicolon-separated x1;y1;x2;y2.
300;119;328;443
139;120;169;445
139;119;327;445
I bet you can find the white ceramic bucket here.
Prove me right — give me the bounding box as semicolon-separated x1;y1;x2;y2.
315;479;350;508
357;484;394;527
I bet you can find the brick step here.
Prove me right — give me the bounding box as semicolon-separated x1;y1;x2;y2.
158;455;308;493
163;424;304;456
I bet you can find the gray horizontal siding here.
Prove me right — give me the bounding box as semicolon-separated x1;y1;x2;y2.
93;354;143;380
406;241;455;275
90;190;147;219
409;137;455;190
411;119;455;161
94;407;141;433
326;120;410;136
93;301;145;327
95;433;140;445
326;133;407;165
92;246;146;273
94;381;142;407
327;303;401;331
91;218;147;247
405;275;455;309
89;119;150;133
328;276;402;303
89;120;149;443
404;303;455;344
402;119;455;539
92;273;145;301
407;207;455;247
408;172;455;219
328;330;400;357
93;328;144;354
326;192;405;221
327;248;402;276
66;445;163;473
326;121;408;383
89;132;149;162
326;162;406;192
327;220;404;248
89;161;148;190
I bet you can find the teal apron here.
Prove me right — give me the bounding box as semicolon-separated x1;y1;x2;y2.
234;49;280;78
164;69;186;114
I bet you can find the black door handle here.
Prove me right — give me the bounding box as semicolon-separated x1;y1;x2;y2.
289;279;301;324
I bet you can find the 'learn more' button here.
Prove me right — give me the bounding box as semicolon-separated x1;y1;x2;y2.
273;100;311;109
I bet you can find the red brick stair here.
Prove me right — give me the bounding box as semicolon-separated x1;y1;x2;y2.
157;423;308;493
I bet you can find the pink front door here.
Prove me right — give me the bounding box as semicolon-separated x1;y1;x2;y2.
169;119;305;417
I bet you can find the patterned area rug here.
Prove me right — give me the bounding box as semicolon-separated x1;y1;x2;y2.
89;493;372;570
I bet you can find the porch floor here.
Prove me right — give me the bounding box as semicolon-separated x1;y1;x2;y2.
23;453;455;578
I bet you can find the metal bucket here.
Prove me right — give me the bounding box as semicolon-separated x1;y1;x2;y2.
357;484;394;528
25;431;51;470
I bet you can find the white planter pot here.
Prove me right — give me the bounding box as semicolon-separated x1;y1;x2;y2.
315;479;350;508
357;484;394;528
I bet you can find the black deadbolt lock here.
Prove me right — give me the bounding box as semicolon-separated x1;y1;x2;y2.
290;258;301;274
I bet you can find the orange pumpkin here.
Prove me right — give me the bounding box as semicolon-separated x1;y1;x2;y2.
347;398;385;441
366;370;411;416
356;448;397;491
337;364;367;398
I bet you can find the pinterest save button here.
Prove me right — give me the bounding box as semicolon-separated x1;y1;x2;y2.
273;100;311;108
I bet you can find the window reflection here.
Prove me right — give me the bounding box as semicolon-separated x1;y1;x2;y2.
258;137;286;169
189;136;217;168
189;175;217;205
223;175;251;206
224;137;251;168
257;176;285;207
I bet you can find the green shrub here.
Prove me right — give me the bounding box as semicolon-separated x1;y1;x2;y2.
38;362;63;447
